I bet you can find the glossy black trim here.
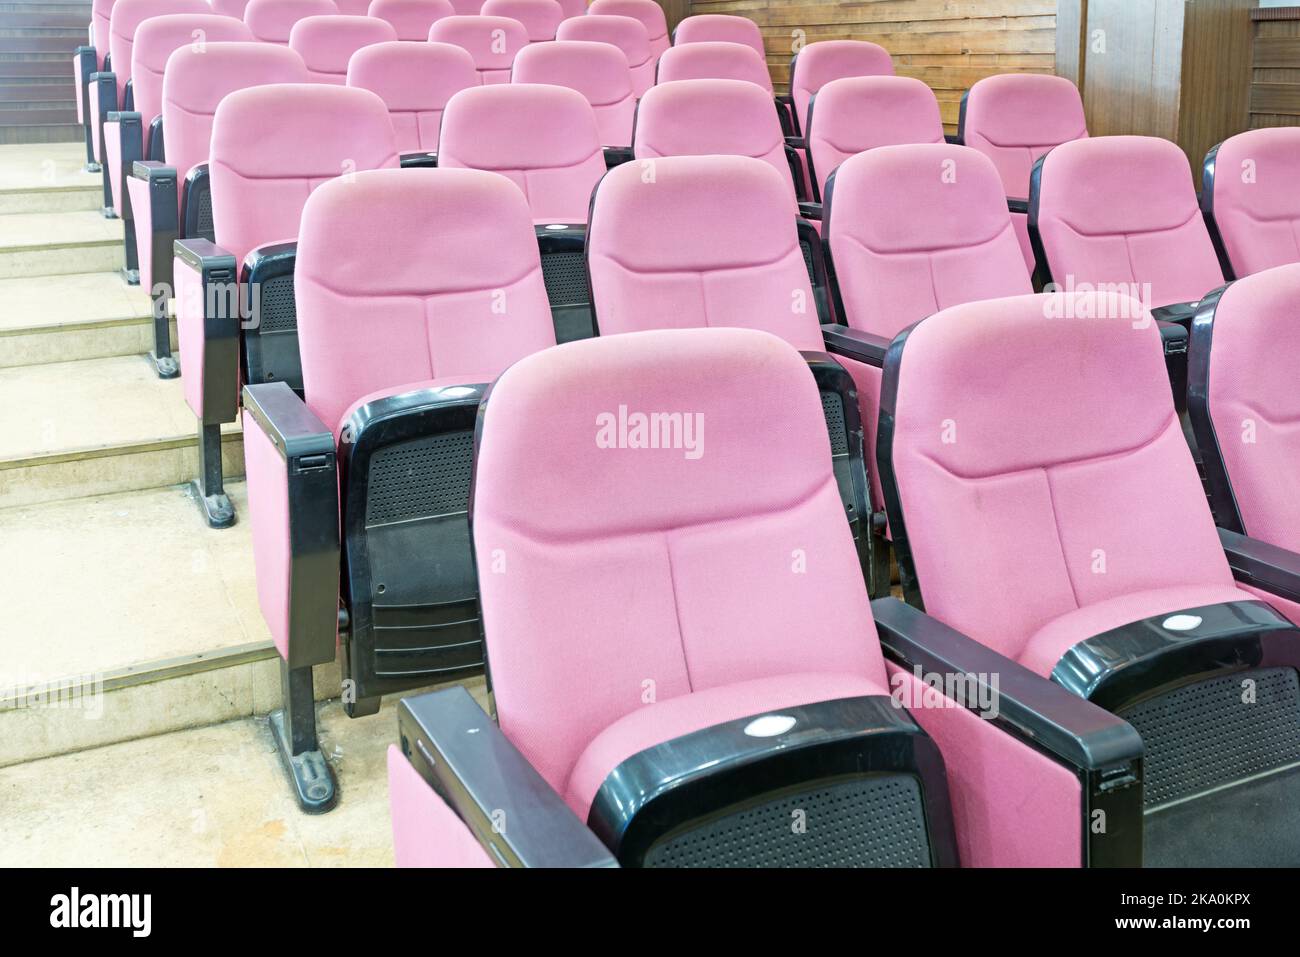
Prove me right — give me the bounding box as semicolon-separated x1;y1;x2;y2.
75;46;98;168
875;321;925;606
107;110;144;279
173;237;239;424
802;90;824;202
1052;601;1300;712
589;694;959;868
1150;302;1199;329
90;70;117;213
130;160;179;372
956;88;969;143
785;52;804;136
180;163;211;240
397;687;618;868
1199;141;1237;280
147;114;164;161
602;145;634;168
535;223;593;342
242;382;341;670
1187;284;1246;533
1027;149;1053;289
797;218;834;324
820;162;852;328
1006;197;1029;215
822;323;890;367
797;200;821;221
785;143;809;202
241;241;300;394
398;151;437;168
1220;528;1300;606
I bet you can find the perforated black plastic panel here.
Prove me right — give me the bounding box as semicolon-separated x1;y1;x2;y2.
364;430;475;526
643;773;931;868
820;390;848;455
1120;666;1300;808
800;237;815;280
255;274;297;334
541;249;589;307
195;189;214;241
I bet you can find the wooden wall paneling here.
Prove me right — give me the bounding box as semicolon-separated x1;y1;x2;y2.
1250;9;1300;129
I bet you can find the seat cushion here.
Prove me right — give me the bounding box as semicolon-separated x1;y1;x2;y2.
1018;583;1261;679
564;670;890;818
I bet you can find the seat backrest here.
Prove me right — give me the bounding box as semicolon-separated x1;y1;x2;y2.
512;40;634;148
366;0;452;38
429;14;530;84
347;40;477;152
588;155;821;350
672;13;762;56
633;78;795;208
587;0;667;56
209;0;251;17
92;0;116;61
556;13;651;96
481;0;562;41
656;40;772;93
883;291;1232;662
332;0;371;12
1032;135;1224;308
208;83;399;276
554;0;586;15
789;39;893;135
244;0;339;43
806;75;943;202
1204;127;1300;278
162;42;308;184
438;83;605;224
446;0;483;11
108;0;210;101
287;14;396;83
1197;263;1300;549
130;13;251;124
959;73;1087;201
295;167;557;433
474;326;883;794
825;143;1030;340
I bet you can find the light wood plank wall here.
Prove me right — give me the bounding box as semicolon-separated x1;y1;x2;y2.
676;0;1058;133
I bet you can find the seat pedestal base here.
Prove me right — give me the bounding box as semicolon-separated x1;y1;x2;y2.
193;422;234;528
269;709;338;815
121;267;139;286
192;481;234;528
149;351;179;379
84;162;101;174
101;206;117;219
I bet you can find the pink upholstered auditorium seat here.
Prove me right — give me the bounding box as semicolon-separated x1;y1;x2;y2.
881;289;1300;866
429;13;529;84
656;39;771;92
804;75;943;203
787;39;893;136
366;0;453;37
347;40;477;154
244;0;339;43
287;14;396;84
557;13;651;96
171;83;398;529
512;40;635;148
671;13;763;56
332;0;372;12
74;0;120;166
446;0;483;11
958;73;1087;272
481;0;563;40
587;0;666;57
242;166;557;811
1201;127;1300;278
209;0;251;15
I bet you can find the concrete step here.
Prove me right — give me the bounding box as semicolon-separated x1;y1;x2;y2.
0;141;102;214
0;354;243;509
0;208;122;275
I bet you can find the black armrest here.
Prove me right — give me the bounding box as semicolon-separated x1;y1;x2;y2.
130;162;179;314
174;237;240;423
603;146;634;168
785;135;807;150
107;111;144;227
822;323;891;367
180;163;211;240
1151;301;1199;329
397;687;619;868
870;597;1144;771
798;201;822;221
399;151;437;168
1007;197;1029;215
1220;527;1300;605
945;133;963;145
1156;319;1189;356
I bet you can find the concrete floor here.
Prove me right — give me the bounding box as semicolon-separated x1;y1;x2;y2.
0;690;485;867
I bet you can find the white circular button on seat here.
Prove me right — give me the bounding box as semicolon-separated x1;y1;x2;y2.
743;714;797;737
1162;614;1203;632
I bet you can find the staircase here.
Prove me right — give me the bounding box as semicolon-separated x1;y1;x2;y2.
0;0;89;145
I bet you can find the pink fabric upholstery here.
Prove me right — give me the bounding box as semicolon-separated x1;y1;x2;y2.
655;40;772;93
512;40;634;147
294;167;557;433
472;327;887;795
888;292;1236;667
173;256;206;414
209;0;251;15
557;13;651;96
1207;127;1300;277
886;662;1083;867
242;407;292;658
1034;136;1224;308
244;0;338;43
347;40;477;152
130;14;251;126
633;78;794;206
103;116;124;211
208;83;399;280
1204;263;1300;551
1242;585;1300;627
481;0;562;41
75;53;88;124
587;0;666;57
566;671;888;817
107;0;210;102
287;14;396;84
555;0;586;15
333;0;371;12
808;75;943;201
88;80;103;162
588;155;820;349
438;84;605;224
126;173;154;288
672;13;763;57
366;0;453;39
92;0;115;62
446;0;482;11
960;73;1087;201
429;14;529;85
388;746;496;867
161;42;308;188
790;39;893;134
